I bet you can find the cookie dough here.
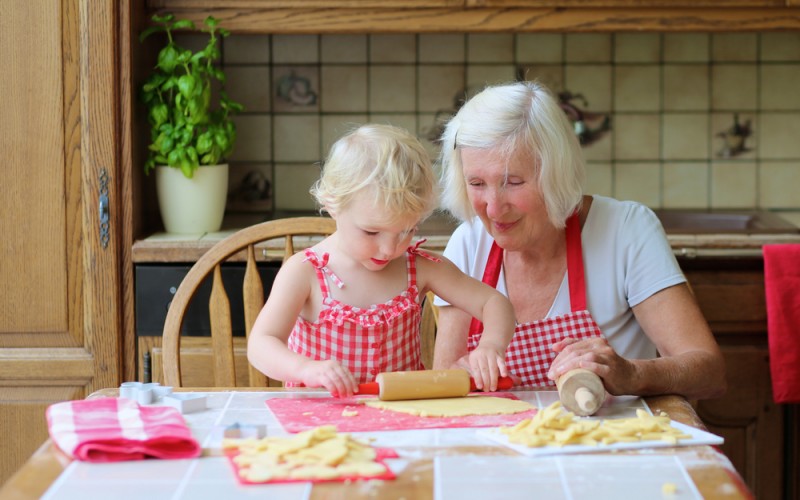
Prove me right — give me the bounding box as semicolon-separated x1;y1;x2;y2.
364;395;533;417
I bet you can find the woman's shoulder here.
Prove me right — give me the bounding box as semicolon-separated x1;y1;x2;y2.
588;195;660;229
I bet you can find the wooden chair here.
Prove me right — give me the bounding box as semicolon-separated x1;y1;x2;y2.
161;217;337;388
160;216;442;387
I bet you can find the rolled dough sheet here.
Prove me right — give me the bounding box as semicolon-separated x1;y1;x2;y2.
364;395;534;417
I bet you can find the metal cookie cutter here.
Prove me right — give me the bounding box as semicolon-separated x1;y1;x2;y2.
119;381;173;405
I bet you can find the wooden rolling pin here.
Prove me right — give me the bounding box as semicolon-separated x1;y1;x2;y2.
358;369;514;401
556;368;606;416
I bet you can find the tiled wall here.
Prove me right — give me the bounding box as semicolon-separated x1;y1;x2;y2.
175;32;800;227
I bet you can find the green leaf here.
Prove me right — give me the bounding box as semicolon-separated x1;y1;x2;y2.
157;45;180;73
196;132;213;153
172;19;195;31
204;16;220;29
167;148;181;168
139;25;163;43
180;162;194;178
150;103;168;127
177;74;197;99
152;14;175;24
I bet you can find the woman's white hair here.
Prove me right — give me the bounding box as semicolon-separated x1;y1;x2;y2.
311;123;437;224
438;81;585;229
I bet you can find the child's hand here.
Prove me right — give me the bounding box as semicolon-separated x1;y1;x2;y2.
467;342;508;392
300;360;358;398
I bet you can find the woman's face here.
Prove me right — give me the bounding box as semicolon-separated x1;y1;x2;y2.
460;146;551;251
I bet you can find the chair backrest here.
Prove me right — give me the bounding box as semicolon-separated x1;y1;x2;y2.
420;291;439;369
161;217;337;387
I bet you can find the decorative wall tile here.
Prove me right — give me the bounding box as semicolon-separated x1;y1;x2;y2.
663;163;709;209
227;163;272;213
272;66;319;113
467;34;514;63
321;35;367;63
711;113;756;160
370;34;416;63
516;34;563;64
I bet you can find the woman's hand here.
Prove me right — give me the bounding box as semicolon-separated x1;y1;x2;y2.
547;337;638;395
300;360;358;398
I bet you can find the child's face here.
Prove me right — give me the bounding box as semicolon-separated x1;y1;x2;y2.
333;192;420;271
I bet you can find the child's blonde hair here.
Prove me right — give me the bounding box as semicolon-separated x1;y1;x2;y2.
312;124;438;225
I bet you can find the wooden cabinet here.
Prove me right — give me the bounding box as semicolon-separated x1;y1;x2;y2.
682;258;789;500
144;0;800;32
0;0;126;485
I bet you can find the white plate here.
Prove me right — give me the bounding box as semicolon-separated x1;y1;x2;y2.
477;420;723;457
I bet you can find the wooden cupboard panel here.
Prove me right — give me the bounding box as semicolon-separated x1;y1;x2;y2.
0;0;69;337
695;347;783;500
0;386;84;488
140;337;280;388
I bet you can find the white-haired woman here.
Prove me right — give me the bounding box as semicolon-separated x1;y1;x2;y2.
433;81;726;400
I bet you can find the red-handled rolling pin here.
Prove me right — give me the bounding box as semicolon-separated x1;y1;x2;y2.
357;369;514;401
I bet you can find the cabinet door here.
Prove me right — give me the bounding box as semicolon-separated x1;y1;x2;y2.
0;0;122;484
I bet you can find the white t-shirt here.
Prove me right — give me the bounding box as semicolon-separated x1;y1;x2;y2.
436;195;686;360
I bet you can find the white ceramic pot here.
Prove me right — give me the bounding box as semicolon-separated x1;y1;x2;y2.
155;164;228;234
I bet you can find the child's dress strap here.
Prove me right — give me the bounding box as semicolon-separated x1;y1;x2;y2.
408;239;442;263
302;249;345;296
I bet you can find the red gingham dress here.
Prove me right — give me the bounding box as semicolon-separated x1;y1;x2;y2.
467;213;604;388
286;241;440;385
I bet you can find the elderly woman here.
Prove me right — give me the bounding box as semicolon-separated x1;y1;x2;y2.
433;81;726;400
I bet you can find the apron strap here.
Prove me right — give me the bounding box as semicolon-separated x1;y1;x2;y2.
468;212;586;336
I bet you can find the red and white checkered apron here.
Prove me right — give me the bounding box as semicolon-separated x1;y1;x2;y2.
467;213;603;388
287;241;440;385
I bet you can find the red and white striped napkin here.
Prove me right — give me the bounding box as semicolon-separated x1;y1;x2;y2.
46;397;201;462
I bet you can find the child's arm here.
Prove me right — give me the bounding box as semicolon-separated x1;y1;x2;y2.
420;255;515;392
247;253;358;397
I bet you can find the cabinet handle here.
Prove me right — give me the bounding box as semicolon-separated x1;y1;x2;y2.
99;168;110;249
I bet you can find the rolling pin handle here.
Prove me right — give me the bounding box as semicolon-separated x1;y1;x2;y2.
357;382;380;395
575;387;597;413
468;376;514;392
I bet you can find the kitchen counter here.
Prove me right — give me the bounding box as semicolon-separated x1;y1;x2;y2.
132;211;800;263
3;389;751;500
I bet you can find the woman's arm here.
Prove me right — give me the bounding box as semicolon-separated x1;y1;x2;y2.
548;283;727;400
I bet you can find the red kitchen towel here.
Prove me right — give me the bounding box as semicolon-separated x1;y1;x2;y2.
763;244;800;404
46;397;201;462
